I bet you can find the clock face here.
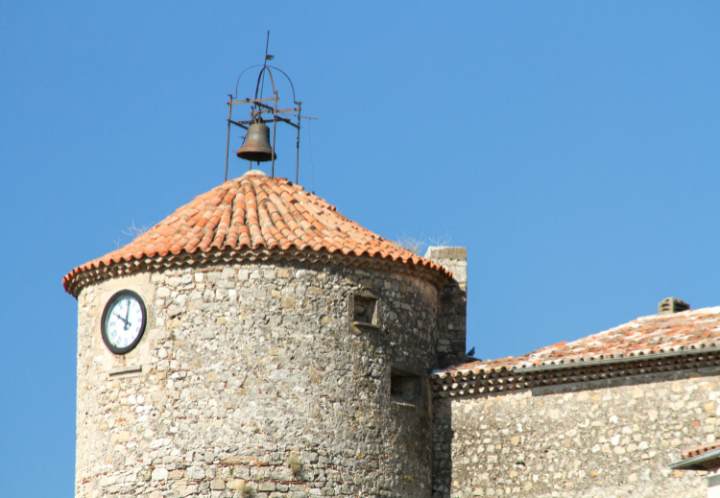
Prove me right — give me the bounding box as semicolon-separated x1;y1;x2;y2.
101;290;147;354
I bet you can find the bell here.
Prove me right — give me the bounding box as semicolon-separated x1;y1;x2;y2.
236;121;276;162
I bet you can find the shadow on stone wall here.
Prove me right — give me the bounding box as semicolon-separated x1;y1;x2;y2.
528;366;720;398
440;365;720;403
432;397;453;498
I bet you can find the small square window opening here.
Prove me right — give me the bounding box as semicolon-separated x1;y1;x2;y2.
391;369;421;404
352;293;378;326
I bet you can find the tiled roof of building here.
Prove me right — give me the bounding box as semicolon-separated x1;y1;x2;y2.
63;170;450;295
437;306;720;378
670;441;720;471
682;441;720;461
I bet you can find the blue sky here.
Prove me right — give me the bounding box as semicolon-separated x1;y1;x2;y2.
2;1;720;495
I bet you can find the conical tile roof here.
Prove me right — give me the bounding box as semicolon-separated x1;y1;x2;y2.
63;171;450;295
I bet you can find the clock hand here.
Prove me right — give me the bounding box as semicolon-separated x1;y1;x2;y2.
113;312;131;327
123;299;133;330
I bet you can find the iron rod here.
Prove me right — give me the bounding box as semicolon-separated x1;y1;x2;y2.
224;95;233;181
295;101;302;184
273;116;299;128
232;117;296;128
271;118;277;178
228;120;248;129
271;92;278;178
231;97;277;105
246;101;294;114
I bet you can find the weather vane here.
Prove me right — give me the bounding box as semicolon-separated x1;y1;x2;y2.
225;31;312;183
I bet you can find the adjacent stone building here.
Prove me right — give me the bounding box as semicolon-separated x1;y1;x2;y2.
64;170;718;497
432;306;720;498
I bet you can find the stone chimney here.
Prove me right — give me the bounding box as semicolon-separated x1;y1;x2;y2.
425;246;467;366
658;297;690;315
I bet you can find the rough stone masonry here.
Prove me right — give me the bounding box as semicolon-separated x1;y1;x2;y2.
75;260;446;498
432;367;718;498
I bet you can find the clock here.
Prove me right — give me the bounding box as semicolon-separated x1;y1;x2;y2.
101;290;147;354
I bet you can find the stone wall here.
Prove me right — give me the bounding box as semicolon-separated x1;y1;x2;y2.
425;247;467;365
432;368;720;498
75;260;441;498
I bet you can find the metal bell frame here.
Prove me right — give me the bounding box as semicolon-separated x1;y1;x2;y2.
224;35;303;183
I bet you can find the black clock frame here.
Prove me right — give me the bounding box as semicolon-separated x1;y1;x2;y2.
101;289;147;355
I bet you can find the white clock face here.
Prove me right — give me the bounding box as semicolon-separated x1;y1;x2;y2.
102;291;146;354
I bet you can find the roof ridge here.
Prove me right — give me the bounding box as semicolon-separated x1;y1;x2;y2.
438;306;720;377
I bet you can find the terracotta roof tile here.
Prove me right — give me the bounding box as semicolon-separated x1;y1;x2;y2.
682;441;720;460
63;171;450;294
439;306;720;377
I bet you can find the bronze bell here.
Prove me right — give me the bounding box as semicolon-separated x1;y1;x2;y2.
236;121;276;162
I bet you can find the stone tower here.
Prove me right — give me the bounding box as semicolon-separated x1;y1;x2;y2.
64;170;465;497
